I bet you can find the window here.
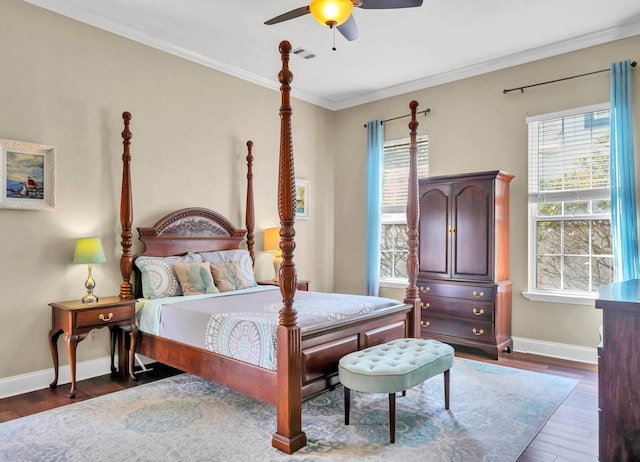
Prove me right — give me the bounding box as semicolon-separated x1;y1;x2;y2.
380;136;429;282
526;103;613;301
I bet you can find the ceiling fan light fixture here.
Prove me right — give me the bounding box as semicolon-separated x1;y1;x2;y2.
309;0;354;27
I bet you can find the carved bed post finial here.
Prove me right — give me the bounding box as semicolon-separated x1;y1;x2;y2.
277;40;297;328
271;39;307;455
404;101;421;338
246;140;255;266
119;111;134;300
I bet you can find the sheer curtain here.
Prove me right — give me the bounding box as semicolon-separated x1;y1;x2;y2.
365;120;384;296
610;60;639;281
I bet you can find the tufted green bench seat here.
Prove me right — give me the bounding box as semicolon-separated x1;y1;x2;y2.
338;338;454;443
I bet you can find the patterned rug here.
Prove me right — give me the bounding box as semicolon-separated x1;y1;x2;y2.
0;357;576;462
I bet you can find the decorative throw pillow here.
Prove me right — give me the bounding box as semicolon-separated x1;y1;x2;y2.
135;253;203;299
173;262;219;295
199;249;257;288
210;261;254;292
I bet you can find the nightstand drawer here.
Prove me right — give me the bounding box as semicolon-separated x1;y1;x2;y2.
76;304;132;327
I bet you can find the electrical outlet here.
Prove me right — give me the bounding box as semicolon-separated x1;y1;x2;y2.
89;330;98;343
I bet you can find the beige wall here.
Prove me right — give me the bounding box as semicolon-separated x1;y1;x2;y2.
333;36;640;350
2;0;638;387
0;0;334;381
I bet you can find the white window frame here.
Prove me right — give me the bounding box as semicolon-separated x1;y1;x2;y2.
522;102;612;306
379;135;428;288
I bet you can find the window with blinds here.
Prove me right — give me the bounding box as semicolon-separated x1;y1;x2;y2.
380;136;429;281
527;103;613;294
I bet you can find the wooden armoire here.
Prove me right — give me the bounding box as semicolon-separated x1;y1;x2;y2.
417;170;513;359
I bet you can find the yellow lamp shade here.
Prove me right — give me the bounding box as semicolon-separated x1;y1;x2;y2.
264;227;281;253
309;0;354;27
73;238;106;264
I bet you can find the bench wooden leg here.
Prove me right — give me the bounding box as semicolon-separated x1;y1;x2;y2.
389;393;396;444
444;369;450;410
344;386;351;425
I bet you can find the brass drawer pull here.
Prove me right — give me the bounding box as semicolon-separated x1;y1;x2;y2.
472;328;484;336
420;286;430;293
420;320;431;327
421;302;430;310
472;308;485;316
99;313;113;322
472;291;485;298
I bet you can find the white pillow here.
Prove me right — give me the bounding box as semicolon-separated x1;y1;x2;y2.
198;249;257;288
135;252;203;298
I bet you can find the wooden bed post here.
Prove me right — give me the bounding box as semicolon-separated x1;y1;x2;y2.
245;140;256;266
119;111;134;300
404;101;421;338
271;40;307;454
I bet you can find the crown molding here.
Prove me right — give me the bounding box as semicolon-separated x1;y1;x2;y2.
22;1;640;111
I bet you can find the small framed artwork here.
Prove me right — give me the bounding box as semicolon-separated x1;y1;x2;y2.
296;179;310;219
0;138;56;211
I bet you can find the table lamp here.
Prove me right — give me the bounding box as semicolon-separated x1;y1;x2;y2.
73;237;106;303
263;227;282;283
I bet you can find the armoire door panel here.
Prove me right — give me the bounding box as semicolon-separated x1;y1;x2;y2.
418;186;450;277
452;181;493;281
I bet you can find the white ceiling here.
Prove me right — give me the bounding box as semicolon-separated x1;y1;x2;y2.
23;0;640;111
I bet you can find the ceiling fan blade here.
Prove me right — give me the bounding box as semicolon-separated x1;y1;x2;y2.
264;6;310;25
358;0;423;9
337;15;358;41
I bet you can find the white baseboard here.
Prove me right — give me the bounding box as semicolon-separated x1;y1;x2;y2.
512;336;598;364
0;356;114;399
0;354;156;399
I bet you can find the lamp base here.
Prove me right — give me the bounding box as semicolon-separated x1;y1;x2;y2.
82;264;98;304
272;253;282;283
82;293;99;304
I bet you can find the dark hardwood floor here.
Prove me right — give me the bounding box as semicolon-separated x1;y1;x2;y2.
0;352;598;461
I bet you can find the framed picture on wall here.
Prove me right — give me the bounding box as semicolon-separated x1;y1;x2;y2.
296;179;310;219
0;138;56;211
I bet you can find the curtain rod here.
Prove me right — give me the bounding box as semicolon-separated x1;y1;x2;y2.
363;108;430;128
503;61;636;94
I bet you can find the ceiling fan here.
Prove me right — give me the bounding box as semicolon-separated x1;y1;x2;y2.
264;0;424;42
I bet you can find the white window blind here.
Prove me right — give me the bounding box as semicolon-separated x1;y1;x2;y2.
382;136;429;216
527;103;610;204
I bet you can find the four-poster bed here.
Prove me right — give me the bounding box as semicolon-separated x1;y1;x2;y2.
117;40;422;454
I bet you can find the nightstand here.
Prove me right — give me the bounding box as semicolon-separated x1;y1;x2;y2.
48;296;137;398
258;280;309;291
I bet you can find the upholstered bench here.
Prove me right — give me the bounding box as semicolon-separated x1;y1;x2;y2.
338;338;454;443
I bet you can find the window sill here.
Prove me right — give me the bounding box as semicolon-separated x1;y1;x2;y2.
522;290;596;307
379;279;408;289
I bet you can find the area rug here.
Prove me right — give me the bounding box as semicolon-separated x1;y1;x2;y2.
0;357;576;462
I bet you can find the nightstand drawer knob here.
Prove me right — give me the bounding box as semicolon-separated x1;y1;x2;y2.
421;302;430;309
472;328;484;336
420;286;430;293
472;291;485;298
472;308;485;316
420;320;431;327
98;313;113;322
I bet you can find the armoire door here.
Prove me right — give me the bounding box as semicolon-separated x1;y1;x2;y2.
418;183;451;279
451;179;494;281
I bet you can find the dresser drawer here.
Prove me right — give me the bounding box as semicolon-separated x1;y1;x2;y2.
420;315;494;342
420;295;494;322
418;281;495;302
76;304;133;328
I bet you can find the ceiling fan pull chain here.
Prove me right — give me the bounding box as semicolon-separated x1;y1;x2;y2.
332;25;337;51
